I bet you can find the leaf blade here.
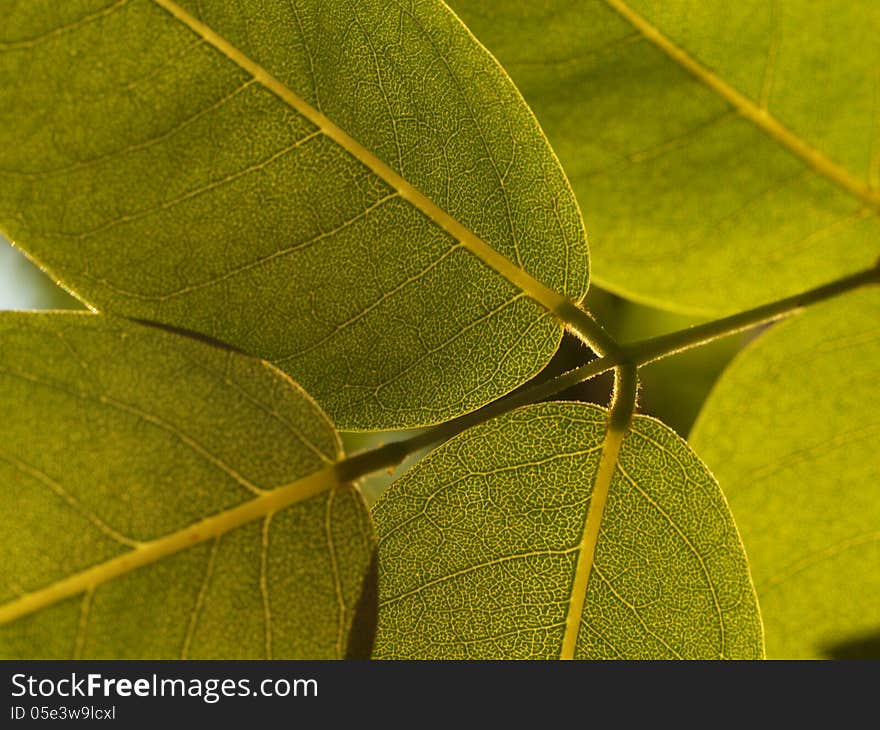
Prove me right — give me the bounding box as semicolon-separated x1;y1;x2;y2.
0;0;589;428
690;289;880;659
0;312;374;659
373;402;763;659
449;0;880;313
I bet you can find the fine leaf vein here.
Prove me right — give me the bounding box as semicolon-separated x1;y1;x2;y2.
760;532;880;594
592;564;684;659
387;0;525;268
72;589;94;660
0;465;338;626
260;514;274;660
325;488;347;660
0;0;129;50
93;192;402;303
0;448;141;549
289;242;464;360
0;365;266;497
34;130;323;240
0;80;256;179
617;461;725;658
378;547;579;609
180;536;221;659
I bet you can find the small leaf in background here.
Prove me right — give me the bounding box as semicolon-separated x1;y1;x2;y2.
691;289;880;659
0;313;374;659
450;0;880;314
373;402;762;659
0;0;589;430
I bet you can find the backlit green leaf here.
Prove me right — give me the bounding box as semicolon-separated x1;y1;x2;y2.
373;402;762;659
0;312;374;659
0;0;588;430
450;0;880;314
691;289;880;659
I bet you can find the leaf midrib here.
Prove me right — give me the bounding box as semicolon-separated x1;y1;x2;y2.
559;418;626;659
0;466;339;625
559;366;639;659
151;0;575;320
603;0;880;213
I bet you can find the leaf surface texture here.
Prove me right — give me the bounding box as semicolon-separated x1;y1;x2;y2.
0;313;373;659
450;0;880;313
0;0;588;428
373;402;762;658
691;290;880;659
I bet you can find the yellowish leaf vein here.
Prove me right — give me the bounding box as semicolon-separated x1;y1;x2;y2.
0;466;337;626
149;0;576;322
603;0;880;211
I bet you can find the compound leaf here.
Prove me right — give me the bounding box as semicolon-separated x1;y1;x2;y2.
691;289;880;659
450;0;880;314
0;0;588;430
0;312;374;659
373;402;762;659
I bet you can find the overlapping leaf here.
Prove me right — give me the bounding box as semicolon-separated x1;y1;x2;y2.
373;402;762;659
0;313;374;659
0;0;589;429
691;289;880;659
450;0;880;314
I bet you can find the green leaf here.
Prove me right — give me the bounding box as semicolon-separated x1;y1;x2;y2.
372;402;762;659
449;0;880;314
0;0;589;430
690;289;880;659
0;312;374;659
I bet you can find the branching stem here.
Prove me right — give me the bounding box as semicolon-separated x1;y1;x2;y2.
337;264;879;486
555;299;621;357
622;265;880;365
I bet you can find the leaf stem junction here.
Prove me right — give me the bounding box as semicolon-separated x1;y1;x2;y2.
338;263;879;484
